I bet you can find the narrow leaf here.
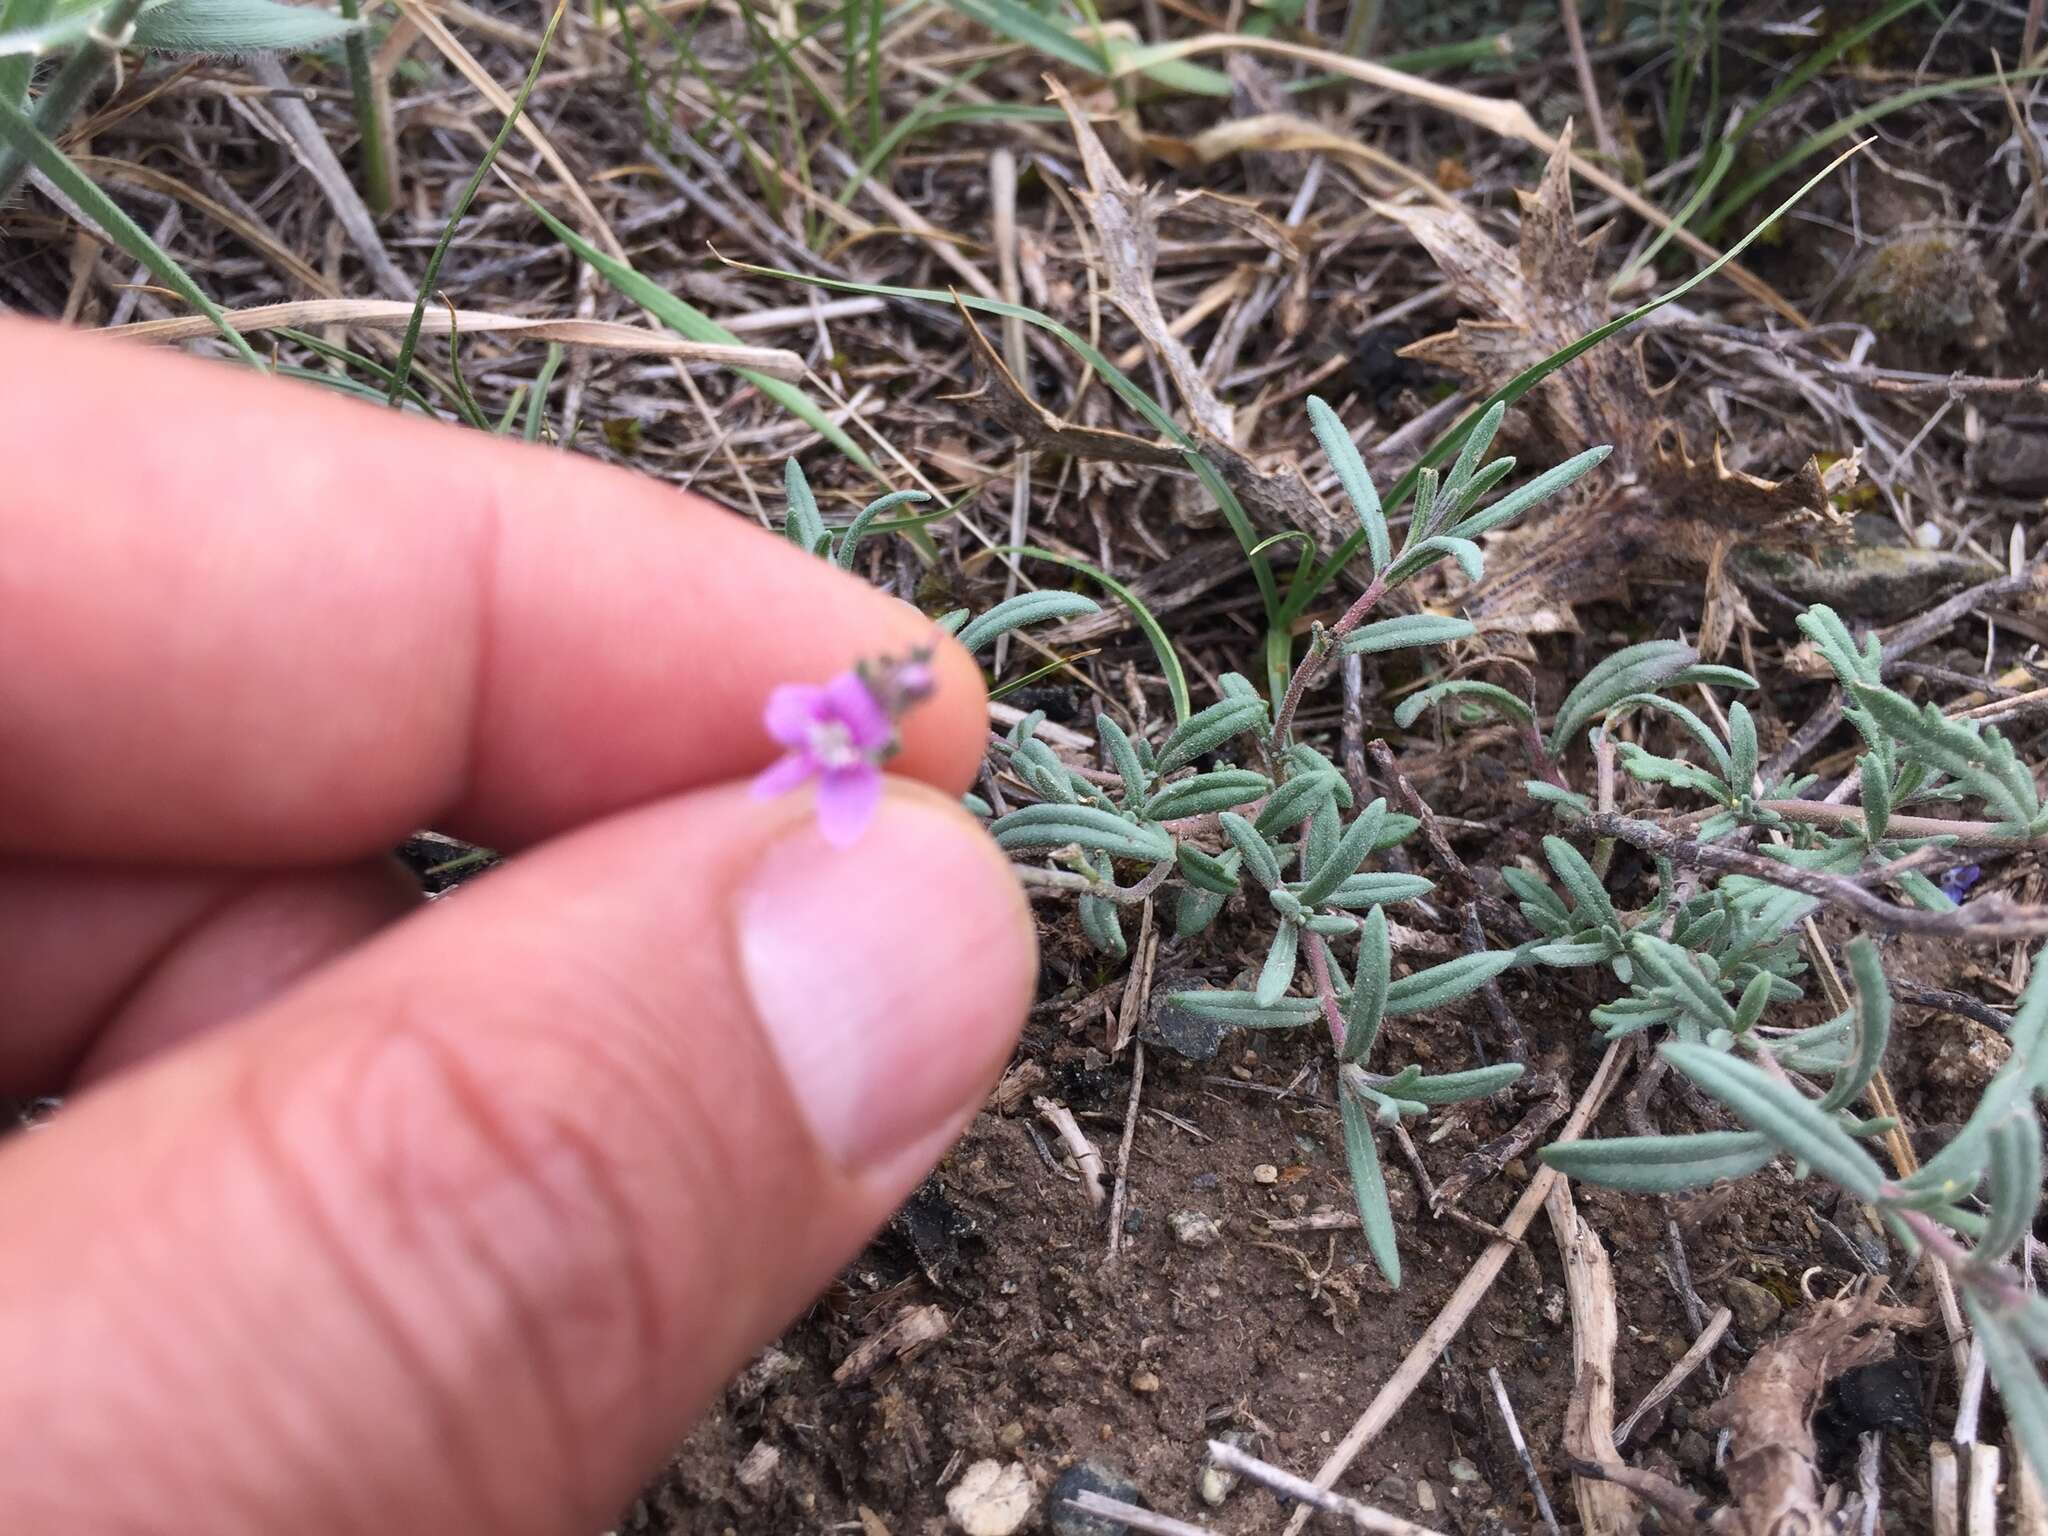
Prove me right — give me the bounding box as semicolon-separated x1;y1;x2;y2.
1385;949;1519;1014
954;591;1100;654
1663;1042;1886;1200
1339;1082;1401;1286
1542;1130;1775;1193
1343;905;1390;1064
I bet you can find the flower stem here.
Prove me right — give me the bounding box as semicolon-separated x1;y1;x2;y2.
1269;571;1387;752
1305;932;1348;1055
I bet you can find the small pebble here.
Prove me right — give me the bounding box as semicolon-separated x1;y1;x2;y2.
1170;1211;1223;1248
1724;1277;1783;1335
1129;1365;1161;1394
1448;1458;1480;1484
998;1421;1026;1449
1252;1164;1279;1185
1415;1480;1438;1514
1374;1474;1409;1507
1198;1432;1251;1507
947;1461;1034;1536
1191;1172;1220;1192
1677;1429;1714;1476
1121;1209;1144;1235
1913;521;1943;550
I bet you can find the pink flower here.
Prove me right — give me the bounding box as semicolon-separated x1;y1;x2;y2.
752;671;897;847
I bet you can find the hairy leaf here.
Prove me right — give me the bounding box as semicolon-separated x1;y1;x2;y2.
1663;1042;1886;1200
1343;905;1390;1064
1543;1129;1775;1192
990;803;1173;861
1143;768;1269;820
1385;949;1519;1014
1339;1082;1400;1285
955;591;1101;654
1339;612;1476;657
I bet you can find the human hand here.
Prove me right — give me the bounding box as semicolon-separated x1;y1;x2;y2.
0;318;1036;1532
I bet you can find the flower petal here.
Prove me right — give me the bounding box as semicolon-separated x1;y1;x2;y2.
814;764;883;848
750;752;817;800
762;684;826;747
821;671;893;752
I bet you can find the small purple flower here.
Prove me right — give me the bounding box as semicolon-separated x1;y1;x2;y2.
1939;863;1982;904
753;652;934;847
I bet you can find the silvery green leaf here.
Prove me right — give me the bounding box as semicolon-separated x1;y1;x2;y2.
1662;1042;1886;1200
1009;737;1077;803
1389;533;1484;585
1547;640;1698;756
1525;781;1593;818
1306;795;1341;877
990;803;1172;861
1165;989;1321;1028
130;0;356;53
1894;869;1955;911
1393;679;1534;731
1220;812;1282;890
1268;888;1305;923
1405;468;1441;547
1385;949;1519;1014
1904;951;2048;1200
1728;701;1758;795
1079;856;1127;957
1343;905;1390;1064
1616;743;1730;802
1298;797;1387;907
1850;683;2041;829
1143;768;1270;820
782;458;827;555
1795;604;1880;688
1610;692;1733;780
1321;872;1434;909
1630;934;1738;1038
1542;835;1617;930
1285;744;1354;806
1819;937;1891;1111
1442;400;1505;501
1308;395;1388;571
1096;713;1150;806
954;592;1101;655
0;0;102;57
1375;813;1420;850
935;608;970;637
1218;671;1261;702
1593;998;1678;1038
1398;1062;1524;1106
1733;969;1776;1035
1502;867;1572;932
1452;443;1611;540
1967;1298;2048;1499
1978;1111;2042;1264
1305;913;1360;936
830;488;926;570
1155;694;1267;774
1254;770;1344;839
1668;663;1760;692
1541;1130;1775;1193
1175;884;1227;937
1338;1082;1400;1286
1003;710;1043;748
1448;455;1517;516
1339;613;1476;657
1858;753;1892;843
1254;923;1300;1007
961;792;992;818
1176;841;1241;897
1532;940;1615;967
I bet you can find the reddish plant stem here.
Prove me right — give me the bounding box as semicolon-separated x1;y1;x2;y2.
1305;931;1349;1055
1270;572;1388;751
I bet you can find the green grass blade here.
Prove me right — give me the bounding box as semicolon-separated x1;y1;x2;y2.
387;0;562;404
535;206;881;478
0;0;60;108
0;97;261;366
996;544;1190;722
1702;69;2046;239
524;342;564;442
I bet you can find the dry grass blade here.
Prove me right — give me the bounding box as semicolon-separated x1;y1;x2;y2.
1544;1176;1641;1535
1281;1039;1630;1536
392;0;624;260
1107;35;1807;325
105;300;807;377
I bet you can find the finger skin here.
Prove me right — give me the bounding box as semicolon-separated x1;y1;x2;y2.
0;318;984;864
0;781;1035;1534
0;859;417;1091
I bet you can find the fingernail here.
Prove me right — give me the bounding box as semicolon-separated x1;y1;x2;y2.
737;790;1035;1171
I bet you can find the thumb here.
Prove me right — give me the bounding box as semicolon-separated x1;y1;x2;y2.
0;780;1034;1534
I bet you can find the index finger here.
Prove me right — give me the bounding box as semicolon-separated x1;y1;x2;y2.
0;319;986;863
